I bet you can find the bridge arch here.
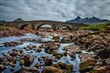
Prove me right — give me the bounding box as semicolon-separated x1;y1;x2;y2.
19;24;33;30
58;25;72;31
36;23;55;31
2;20;81;31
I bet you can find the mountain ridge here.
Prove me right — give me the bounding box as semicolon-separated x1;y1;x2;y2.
66;16;110;24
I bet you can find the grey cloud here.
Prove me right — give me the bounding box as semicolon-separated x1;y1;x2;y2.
74;0;110;19
0;0;110;21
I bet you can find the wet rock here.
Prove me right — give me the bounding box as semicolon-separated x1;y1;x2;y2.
69;52;75;59
10;49;24;57
74;31;110;52
89;70;105;73
0;64;5;72
93;65;105;70
42;66;63;73
30;67;40;73
80;60;96;73
36;48;42;52
18;50;25;57
63;45;81;54
45;43;60;49
24;44;37;51
97;49;110;59
20;38;36;42
4;41;20;47
62;36;72;42
10;49;18;57
0;57;8;65
0;57;4;63
23;55;34;66
44;57;53;66
52;62;73;73
45;43;60;54
9;50;24;57
53;36;60;42
0;51;17;66
80;53;96;62
105;65;110;73
20;60;25;65
39;44;45;48
63;52;68;56
15;68;32;73
105;58;110;64
89;64;110;73
53;53;64;59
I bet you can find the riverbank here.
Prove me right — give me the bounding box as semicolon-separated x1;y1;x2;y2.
0;24;110;73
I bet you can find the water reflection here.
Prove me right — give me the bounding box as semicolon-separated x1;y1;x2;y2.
73;54;80;73
14;61;21;72
3;64;12;73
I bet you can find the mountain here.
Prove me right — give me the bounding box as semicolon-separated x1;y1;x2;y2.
66;16;110;24
0;20;6;22
14;18;24;22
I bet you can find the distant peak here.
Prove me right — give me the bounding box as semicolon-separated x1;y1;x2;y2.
66;16;110;24
75;16;81;19
91;16;99;20
0;20;6;22
14;18;24;22
85;17;89;19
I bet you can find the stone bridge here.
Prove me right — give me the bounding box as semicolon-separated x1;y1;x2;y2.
1;20;81;31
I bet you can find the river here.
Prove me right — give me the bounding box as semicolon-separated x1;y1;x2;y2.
0;33;81;73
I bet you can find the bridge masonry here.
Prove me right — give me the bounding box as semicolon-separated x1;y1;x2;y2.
1;20;81;31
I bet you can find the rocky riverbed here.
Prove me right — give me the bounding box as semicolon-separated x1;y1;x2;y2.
0;28;110;73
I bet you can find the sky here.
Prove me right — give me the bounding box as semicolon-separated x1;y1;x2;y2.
0;0;110;21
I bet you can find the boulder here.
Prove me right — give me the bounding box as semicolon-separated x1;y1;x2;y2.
44;58;53;66
23;55;34;66
80;60;96;73
36;48;42;52
97;49;110;59
63;45;81;54
4;41;20;47
52;62;73;73
15;68;32;73
42;66;63;73
53;53;64;59
45;43;60;54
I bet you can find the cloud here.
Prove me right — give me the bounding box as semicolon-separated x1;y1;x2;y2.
74;0;110;19
0;0;110;21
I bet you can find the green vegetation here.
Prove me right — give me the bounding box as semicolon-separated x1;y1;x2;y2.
80;23;110;31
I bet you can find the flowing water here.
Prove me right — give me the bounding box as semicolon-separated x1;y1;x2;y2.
0;33;81;73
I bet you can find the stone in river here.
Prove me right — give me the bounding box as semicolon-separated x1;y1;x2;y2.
52;62;73;73
23;55;34;66
42;66;63;73
80;60;96;73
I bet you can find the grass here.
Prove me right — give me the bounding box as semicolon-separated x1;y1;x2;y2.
80;23;110;31
0;24;15;30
